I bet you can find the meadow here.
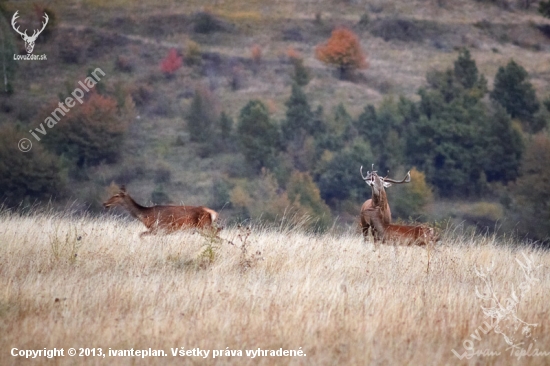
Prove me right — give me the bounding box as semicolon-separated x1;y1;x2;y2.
1;210;549;365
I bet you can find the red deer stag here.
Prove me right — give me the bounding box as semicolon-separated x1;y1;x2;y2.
359;165;410;244
103;186;219;237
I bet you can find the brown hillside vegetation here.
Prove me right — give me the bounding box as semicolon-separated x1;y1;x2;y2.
1;212;549;365
53;0;550;117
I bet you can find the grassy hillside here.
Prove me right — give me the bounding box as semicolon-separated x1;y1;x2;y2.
1;212;549;365
1;0;550;231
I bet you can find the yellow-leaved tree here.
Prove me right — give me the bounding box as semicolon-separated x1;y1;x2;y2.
391;168;434;221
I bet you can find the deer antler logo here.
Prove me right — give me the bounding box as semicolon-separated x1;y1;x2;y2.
11;10;49;54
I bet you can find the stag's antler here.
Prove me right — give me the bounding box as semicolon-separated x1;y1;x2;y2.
361;164;380;181
383;171;411;184
360;165;371;181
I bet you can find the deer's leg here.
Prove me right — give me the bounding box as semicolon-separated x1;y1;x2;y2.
361;223;370;242
426;238;434;274
206;224;223;237
372;227;380;251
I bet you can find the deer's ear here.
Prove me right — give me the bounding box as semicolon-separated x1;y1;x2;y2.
383;182;392;188
120;185;126;193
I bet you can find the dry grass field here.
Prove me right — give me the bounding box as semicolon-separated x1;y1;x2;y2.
1;210;549;365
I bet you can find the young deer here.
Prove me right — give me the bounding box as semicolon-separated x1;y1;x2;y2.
379;223;439;247
365;207;439;272
103;186;220;237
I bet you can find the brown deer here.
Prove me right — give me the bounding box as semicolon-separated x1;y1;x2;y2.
103;186;219;237
379;223;439;247
365;207;440;272
382;222;439;273
359;165;410;244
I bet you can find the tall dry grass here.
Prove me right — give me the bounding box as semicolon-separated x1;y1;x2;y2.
0;210;549;365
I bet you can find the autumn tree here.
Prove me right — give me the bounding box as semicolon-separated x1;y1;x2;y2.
391;168;433;220
315;27;368;79
44;90;130;167
160;48;182;76
184;41;202;67
229;169;291;223
286;171;332;231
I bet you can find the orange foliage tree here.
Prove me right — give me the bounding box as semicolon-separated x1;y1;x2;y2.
44;90;130;166
315;28;368;79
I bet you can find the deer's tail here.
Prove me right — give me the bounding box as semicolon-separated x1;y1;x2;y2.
203;208;218;223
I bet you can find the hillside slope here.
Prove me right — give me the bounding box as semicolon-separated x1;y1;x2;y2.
1;0;550;233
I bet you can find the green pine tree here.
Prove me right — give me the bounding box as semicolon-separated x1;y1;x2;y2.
406;86;489;197
539;1;550;18
281;84;314;146
237;100;280;171
0;126;64;205
483;104;524;183
511;134;550;240
317;138;374;203
219;111;233;140
454;48;478;89
186;89;216;143
490;60;540;129
291;58;311;87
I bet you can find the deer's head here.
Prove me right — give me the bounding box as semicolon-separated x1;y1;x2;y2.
103;186;128;208
11;11;49;54
360;165;411;204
